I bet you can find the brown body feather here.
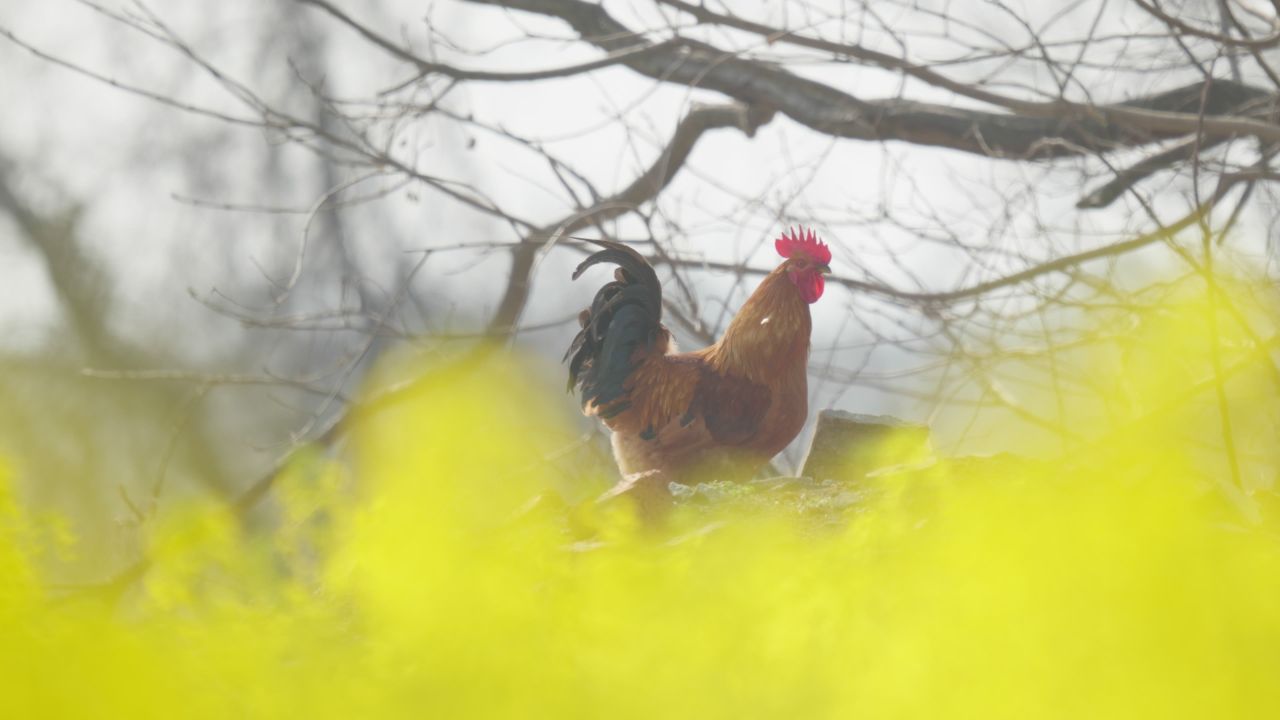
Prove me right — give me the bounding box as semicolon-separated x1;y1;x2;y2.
585;262;813;486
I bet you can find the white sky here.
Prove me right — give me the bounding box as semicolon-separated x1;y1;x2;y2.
1;0;1274;461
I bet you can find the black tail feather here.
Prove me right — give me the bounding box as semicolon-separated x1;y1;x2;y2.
565;240;664;412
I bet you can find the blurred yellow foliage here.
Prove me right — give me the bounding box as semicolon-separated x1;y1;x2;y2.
1;286;1279;718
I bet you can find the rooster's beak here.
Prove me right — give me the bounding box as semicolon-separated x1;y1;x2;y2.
816;263;832;275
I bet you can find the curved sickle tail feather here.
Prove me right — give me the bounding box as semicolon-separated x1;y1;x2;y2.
565;240;664;418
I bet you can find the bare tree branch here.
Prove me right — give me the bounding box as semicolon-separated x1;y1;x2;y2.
484;101;774;335
467;0;1280;156
298;0;679;83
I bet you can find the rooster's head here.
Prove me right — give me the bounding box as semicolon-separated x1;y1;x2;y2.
775;227;831;304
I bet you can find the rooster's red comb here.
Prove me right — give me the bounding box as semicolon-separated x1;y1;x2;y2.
774;226;831;264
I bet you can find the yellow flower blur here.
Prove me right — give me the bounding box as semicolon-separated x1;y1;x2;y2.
0;283;1278;719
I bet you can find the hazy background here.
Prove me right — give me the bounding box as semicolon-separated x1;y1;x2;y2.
2;0;1277;580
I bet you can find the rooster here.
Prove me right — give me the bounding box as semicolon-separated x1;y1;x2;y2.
566;228;830;502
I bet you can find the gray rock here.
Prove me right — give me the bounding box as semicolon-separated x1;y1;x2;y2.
800;410;933;483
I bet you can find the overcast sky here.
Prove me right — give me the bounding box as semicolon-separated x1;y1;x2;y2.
2;0;1273;465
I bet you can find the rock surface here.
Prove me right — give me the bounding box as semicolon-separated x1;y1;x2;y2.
799;410;933;483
